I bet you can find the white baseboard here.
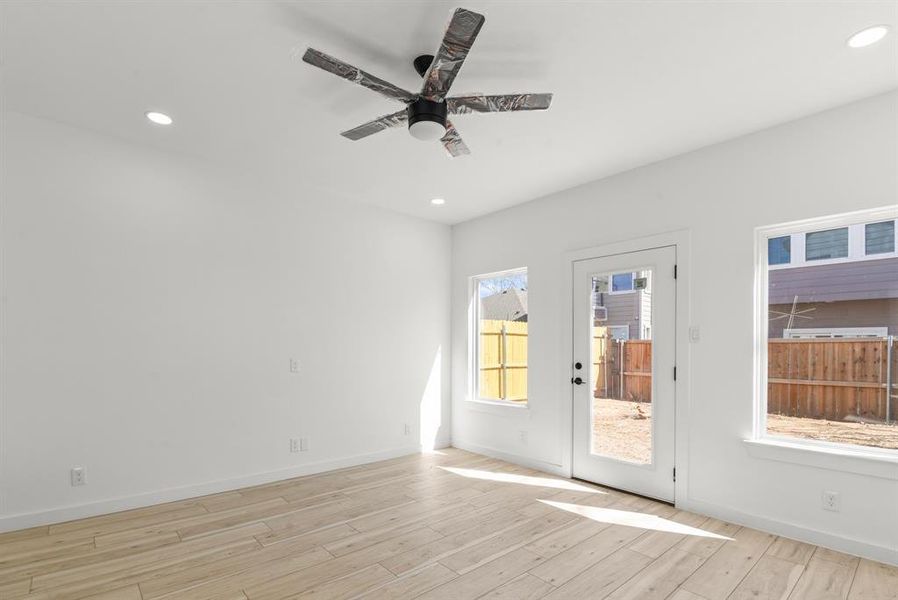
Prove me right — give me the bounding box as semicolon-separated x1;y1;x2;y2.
679;497;898;567
451;438;567;477
0;443;441;533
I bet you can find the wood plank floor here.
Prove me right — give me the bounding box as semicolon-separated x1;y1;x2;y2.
1;448;895;600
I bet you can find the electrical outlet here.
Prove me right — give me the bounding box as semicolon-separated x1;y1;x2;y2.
822;491;841;512
300;438;309;452
519;430;528;445
404;424;412;435
71;467;85;487
289;438;300;453
289;358;299;373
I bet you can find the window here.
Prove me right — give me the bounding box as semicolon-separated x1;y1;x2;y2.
865;220;895;255
759;211;897;453
473;269;528;404
767;236;791;265
609;325;630;341
611;272;635;293
805;227;848;260
783;327;888;339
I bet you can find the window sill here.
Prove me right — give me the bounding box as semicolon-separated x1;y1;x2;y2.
465;399;530;415
743;437;898;480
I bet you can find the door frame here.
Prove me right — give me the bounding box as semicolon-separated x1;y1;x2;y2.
560;229;692;506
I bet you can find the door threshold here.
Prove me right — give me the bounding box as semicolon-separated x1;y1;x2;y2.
571;477;674;507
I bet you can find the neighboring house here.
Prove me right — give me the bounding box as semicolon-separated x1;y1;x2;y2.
768;218;898;338
593;271;652;341
480;287;528;322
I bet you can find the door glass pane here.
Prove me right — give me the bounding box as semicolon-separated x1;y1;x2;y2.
590;270;653;464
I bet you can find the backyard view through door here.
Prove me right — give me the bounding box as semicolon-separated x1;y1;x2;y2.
572;246;677;502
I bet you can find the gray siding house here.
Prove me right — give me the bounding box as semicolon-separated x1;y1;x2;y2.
769;256;898;338
480;288;528;322
592;271;653;341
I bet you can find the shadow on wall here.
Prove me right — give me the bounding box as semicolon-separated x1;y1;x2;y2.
419;347;443;451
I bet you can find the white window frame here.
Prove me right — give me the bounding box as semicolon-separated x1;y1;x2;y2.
608;271;637;295
768;218;898;270
468;267;529;408
753;206;898;473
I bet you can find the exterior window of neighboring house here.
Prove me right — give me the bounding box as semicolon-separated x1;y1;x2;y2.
866;220;895;255
611;272;635;293
767;236;791;265
805;227;849;260
759;209;897;454
609;325;630;341
593;270;652;343
473;269;528;404
784;327;888;339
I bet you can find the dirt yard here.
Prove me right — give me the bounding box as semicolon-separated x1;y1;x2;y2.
592;398;653;464
592;399;898;461
766;414;898;449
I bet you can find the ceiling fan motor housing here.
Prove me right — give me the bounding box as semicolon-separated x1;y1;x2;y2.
407;98;447;141
413;54;435;78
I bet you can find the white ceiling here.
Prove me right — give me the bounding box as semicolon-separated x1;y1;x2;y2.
2;1;896;224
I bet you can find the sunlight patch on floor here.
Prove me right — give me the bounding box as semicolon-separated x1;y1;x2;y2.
540;500;733;539
440;467;604;493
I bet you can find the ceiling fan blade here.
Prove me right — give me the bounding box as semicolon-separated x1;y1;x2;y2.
421;8;485;102
303;48;416;104
341;109;409;141
441;120;470;157
447;93;553;114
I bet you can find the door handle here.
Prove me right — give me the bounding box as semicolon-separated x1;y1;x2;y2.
571;377;584;385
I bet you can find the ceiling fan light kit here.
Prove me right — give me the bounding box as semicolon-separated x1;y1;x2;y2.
407;98;448;141
301;7;553;157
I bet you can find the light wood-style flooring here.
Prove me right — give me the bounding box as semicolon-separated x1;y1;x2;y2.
0;448;895;600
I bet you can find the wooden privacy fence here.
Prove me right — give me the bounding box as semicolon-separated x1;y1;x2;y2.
480;323;898;422
592;329;653;402
479;319;528;402
768;337;897;422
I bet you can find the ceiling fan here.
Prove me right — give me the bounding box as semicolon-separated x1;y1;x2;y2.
301;7;553;157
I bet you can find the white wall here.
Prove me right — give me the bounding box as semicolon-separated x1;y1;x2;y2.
451;91;898;563
3;91;896;563
0;112;451;529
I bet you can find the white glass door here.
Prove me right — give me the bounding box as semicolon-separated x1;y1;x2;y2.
572;245;677;502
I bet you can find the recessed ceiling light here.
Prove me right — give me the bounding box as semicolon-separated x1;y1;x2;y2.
431;198;446;206
145;111;173;125
847;25;889;48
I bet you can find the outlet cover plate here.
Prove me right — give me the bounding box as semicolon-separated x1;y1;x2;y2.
71;467;85;486
822;491;841;512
